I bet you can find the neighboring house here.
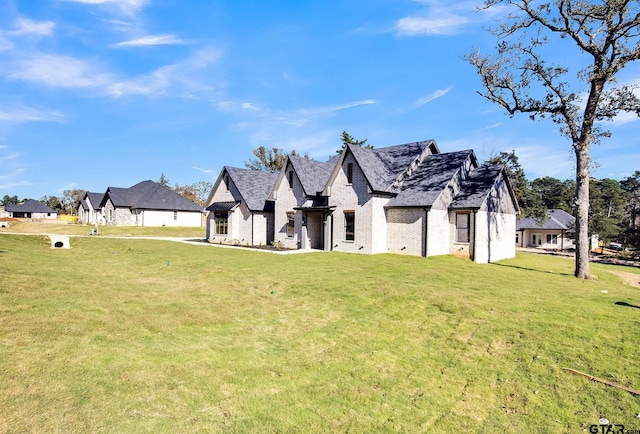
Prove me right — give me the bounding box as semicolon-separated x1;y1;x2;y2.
204;167;278;245
100;180;203;227
5;199;58;220
516;209;575;250
78;192;105;225
266;140;519;263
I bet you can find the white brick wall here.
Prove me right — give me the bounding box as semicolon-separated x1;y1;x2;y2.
328;153;375;254
386;208;424;255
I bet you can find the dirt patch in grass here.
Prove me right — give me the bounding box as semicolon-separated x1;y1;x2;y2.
608;270;640;288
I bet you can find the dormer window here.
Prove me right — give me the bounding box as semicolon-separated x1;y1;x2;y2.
346;162;353;184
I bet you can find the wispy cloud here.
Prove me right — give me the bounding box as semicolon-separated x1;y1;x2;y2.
394;0;506;37
62;0;149;17
114;34;187;47
192;166;213;174
413;87;451;108
7;54;113;89
11;18;55;36
0;107;66;123
302;99;376;115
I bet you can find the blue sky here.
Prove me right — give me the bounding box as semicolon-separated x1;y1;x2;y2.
1;0;638;201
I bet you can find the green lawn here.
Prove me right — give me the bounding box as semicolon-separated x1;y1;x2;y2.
1;233;639;433
0;221;205;238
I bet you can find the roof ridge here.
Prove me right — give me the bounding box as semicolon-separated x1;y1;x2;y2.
387;144;432;192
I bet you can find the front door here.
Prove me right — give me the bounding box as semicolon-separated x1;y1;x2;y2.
532;233;542;246
306;212;324;250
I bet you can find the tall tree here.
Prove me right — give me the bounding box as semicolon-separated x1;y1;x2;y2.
157;173;171;188
337;131;373;154
62;189;85;215
485;150;546;219
244;146;305;172
621;171;640;249
530;176;575;213
173;184;197;203
191;181;214;206
466;1;640;278
590;178;625;249
1;195;19;205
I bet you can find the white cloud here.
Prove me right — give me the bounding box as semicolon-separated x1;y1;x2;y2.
395;0;510;37
302;99;376;115
192;166;213;174
396;15;469;36
0;107;66;123
413;87;452;108
12;18;55;36
7;54;113;89
63;0;148;17
114;34;186;47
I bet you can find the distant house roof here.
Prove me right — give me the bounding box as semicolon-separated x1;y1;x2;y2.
385;149;476;207
224;167;278;211
79;192;105;211
516;209;575;230
101;180;202;212
5;199;56;214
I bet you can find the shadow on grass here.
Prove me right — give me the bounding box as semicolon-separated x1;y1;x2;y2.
615;301;640;310
492;262;574;277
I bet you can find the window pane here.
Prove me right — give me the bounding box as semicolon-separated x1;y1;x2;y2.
345;211;355;241
214;212;228;235
287;212;295;237
455;213;469;243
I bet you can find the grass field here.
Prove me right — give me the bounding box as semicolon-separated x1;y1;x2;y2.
1;227;639;433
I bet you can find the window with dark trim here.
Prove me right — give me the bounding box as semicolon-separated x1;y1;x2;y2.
346;162;353;184
288;171;294;189
286;212;295;238
455;212;470;243
344;211;355;241
214;212;228;235
173;211;178;221
546;234;558;244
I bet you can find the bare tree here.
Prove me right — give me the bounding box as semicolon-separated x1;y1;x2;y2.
466;0;640;278
245;146;306;172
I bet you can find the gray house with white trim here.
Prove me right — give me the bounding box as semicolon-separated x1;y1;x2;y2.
516;208;575;250
5;200;57;220
100;180;203;227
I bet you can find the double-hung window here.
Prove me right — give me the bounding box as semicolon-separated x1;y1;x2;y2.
455;213;470;243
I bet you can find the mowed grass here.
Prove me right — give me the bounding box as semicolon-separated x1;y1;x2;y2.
0;221;205;238
1;234;639;433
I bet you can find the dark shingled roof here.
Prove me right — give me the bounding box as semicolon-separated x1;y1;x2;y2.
206;201;239;211
225;167;278;211
385;149;474;207
450;164;505;209
80;192;105;211
87;192;105;209
349;140;435;193
5;199;56;213
289;154;339;196
103;180;202;211
516;209;575;230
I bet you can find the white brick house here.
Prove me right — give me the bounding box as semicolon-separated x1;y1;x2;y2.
204;167;278;246
100;180;203;227
207;139;520;263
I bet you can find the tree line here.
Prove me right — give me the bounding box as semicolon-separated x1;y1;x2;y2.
490;150;640;251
